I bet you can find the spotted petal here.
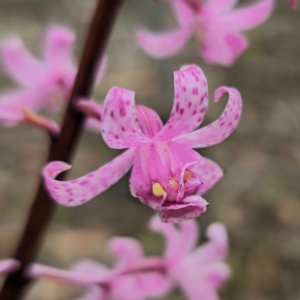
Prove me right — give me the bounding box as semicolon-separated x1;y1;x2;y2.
174;87;242;148
100;88;150;149
156;65;209;139
0;37;44;87
43;148;135;206
136;27;192;59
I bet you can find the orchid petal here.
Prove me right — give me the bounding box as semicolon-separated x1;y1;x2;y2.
77;100;102;120
86;118;102;133
219;0;274;32
136;26;192;59
188;223;229;265
0;37;44;87
201;31;248;66
43;25;76;69
160;196;207;223
111;271;171;300
136;105;163;138
179;282;220;300
149;214;182;259
108;237;144;266
194;158;223;195
100;88;150;149
174;87;242;148
177;219;199;255
43;148;135;206
0;89;42;126
28;263;104;286
202;262;231;289
71;259;113;282
203;0;237;13
157;65;209;139
0;259;19;275
172;2;195;27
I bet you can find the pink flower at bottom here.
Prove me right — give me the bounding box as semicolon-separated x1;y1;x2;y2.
43;64;242;223
136;0;274;66
0;24;107;131
28;237;171;300
150;215;231;300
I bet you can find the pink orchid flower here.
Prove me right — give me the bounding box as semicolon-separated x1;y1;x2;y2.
0;259;19;275
43;64;242;223
287;0;297;8
136;0;274;66
150;215;230;300
0;24;107;132
28;237;171;300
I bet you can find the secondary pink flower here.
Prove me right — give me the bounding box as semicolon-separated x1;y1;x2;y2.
0;24;107;131
136;0;274;66
150;215;230;300
28;237;171;300
287;0;297;8
43;64;242;222
0;259;19;275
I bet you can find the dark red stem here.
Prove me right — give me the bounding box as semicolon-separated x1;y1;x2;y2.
0;0;124;299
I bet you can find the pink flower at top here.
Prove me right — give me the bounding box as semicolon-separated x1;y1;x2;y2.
150;215;230;300
136;0;274;66
43;64;242;223
0;25;107;132
28;237;171;300
0;259;19;275
287;0;297;8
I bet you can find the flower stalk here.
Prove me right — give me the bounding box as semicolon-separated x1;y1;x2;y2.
0;0;124;299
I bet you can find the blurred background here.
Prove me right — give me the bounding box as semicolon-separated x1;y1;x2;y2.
0;0;299;299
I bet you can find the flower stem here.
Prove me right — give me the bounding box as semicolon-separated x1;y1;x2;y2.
0;1;124;299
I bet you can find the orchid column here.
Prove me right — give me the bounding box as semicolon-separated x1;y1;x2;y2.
0;0;124;299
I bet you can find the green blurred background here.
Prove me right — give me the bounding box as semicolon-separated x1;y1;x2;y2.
0;0;299;299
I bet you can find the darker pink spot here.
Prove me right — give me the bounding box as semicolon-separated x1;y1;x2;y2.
192;88;199;95
80;180;89;186
110;111;114;118
220;122;225;127
120;106;126;117
121;126;126;132
200;107;206;113
176;103;180;113
188;102;192;108
180;108;184;115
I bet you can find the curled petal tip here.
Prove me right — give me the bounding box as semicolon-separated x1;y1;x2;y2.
43;161;72;180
